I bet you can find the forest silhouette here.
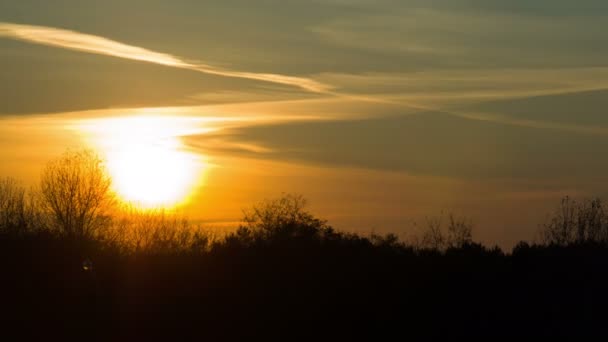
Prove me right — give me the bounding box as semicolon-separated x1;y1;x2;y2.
2;150;608;339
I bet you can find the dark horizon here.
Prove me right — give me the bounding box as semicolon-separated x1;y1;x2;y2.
3;173;608;339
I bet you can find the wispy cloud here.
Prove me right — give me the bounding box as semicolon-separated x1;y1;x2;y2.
0;22;330;93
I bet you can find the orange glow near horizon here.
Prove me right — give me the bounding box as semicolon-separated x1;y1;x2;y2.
77;114;209;208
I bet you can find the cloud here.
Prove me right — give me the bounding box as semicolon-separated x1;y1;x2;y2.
0;22;330;93
312;69;608;132
318;68;608;102
310;7;608;68
196;110;608;182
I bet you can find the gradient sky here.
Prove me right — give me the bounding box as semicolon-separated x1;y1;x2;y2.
1;0;608;247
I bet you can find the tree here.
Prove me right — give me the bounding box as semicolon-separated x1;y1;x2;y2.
540;196;577;246
238;193;329;243
0;177;29;234
575;198;606;243
243;194;323;231
446;213;473;249
540;196;608;246
419;212;474;251
421;216;445;250
38;149;114;239
111;205;209;253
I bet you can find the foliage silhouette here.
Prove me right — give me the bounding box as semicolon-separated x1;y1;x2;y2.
2;153;608;339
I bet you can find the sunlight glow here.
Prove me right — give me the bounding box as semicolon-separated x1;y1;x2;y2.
77;115;208;208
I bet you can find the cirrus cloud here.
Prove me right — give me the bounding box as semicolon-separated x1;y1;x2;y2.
0;22;330;93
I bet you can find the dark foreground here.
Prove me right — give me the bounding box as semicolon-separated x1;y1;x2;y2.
3;230;608;341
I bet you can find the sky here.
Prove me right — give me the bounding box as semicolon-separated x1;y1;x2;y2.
1;0;608;248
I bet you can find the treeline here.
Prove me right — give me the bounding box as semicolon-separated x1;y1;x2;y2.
3;150;608;339
3;149;606;253
0;149;480;254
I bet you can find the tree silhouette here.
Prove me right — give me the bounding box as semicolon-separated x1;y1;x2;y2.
38;149;114;239
0;177;29;234
540;196;608;246
241;193;328;238
2;184;608;338
575;198;606;243
446;213;474;248
420;212;474;250
422;215;445;250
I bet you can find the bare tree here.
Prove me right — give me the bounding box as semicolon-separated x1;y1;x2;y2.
38;149;114;239
575;198;606;243
242;193;324;233
235;193;331;245
540;196;608;246
446;213;473;249
0;177;29;234
419;212;474;251
109;205;214;253
540;196;577;246
421;216;445;250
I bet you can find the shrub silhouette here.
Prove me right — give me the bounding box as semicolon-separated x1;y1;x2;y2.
110;205;214;254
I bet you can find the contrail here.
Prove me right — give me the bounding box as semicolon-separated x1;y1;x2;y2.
0;22;330;93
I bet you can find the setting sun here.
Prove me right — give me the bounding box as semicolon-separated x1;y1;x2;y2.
77;115;207;207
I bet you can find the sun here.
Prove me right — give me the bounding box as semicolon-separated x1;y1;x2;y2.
106;140;199;207
77;114;207;208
